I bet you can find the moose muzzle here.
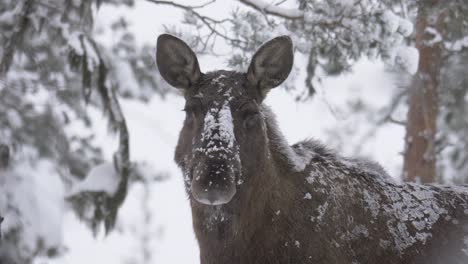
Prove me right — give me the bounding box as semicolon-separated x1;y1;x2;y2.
191;158;237;205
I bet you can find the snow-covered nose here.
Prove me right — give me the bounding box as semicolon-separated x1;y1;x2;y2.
191;100;240;205
191;159;237;205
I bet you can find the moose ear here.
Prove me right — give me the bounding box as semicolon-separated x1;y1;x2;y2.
156;34;202;89
246;36;293;99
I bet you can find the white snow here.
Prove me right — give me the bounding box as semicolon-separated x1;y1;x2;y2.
394;46;419;74
382;11;400;34
240;0;304;19
133;162;167;182
303;148;464;255
381;184;447;253
0;159;64;259
199;102;236;157
69;162;120;196
67;32;84;56
363;190;380;218
6;109;22;128
0;4;20;24
310;201;329;223
425;27;442;46
195;78;240;185
397;18;413;37
445;36;468;51
303;192;312;199
113;59;141;98
203;103;235;150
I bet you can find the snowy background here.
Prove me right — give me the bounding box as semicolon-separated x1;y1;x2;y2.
1;1;410;263
52;2;402;263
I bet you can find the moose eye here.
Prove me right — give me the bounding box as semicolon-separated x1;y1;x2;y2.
243;111;260;129
183;99;203;114
185;111;196;124
183;99;203;126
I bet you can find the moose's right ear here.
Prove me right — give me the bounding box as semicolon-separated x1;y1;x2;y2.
156;34;202;89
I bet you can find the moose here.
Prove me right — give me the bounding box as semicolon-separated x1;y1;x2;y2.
156;34;468;264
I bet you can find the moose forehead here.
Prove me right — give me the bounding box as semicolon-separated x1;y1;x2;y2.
188;71;250;158
187;71;252;105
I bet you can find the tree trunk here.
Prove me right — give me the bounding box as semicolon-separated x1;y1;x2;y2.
403;3;444;183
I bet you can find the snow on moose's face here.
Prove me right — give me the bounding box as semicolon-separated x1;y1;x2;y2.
177;71;264;206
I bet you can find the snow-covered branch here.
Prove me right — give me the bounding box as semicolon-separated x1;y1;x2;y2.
66;36;132;234
0;0;33;75
237;0;304;19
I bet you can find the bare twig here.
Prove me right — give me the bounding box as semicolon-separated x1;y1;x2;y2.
352;89;408;155
388;116;406;126
275;0;287;6
145;0;247;46
376;89;408;125
190;0;216;9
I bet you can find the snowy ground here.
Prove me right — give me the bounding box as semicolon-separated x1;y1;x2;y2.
44;1;404;263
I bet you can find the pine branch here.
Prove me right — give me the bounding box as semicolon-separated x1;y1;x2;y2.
66;38;131;235
92;55;131;234
0;0;34;76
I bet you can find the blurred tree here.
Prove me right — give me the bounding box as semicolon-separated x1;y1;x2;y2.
1;0;467;262
402;1;442;183
397;0;468;184
0;0;169;262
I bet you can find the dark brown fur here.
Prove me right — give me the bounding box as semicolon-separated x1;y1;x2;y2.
157;34;468;264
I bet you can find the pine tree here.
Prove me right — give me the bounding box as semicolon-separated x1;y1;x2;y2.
402;0;468;183
0;0;167;262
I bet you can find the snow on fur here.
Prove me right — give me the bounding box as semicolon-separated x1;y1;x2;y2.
260;103;468;257
195;75;239;175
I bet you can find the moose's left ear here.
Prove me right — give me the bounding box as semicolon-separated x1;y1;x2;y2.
246;36;293;99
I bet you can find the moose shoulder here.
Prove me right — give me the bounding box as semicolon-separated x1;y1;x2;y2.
156;34;468;264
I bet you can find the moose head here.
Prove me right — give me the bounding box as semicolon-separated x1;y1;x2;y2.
156;34;293;205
